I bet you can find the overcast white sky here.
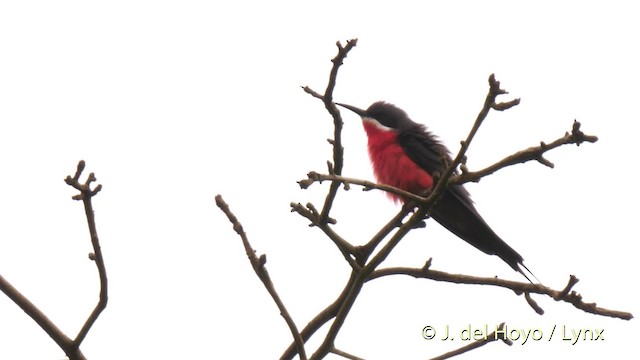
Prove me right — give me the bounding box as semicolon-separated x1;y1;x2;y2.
0;1;638;359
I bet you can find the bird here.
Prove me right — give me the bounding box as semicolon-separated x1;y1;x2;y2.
336;101;534;282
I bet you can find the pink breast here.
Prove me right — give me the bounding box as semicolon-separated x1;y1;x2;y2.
363;121;433;203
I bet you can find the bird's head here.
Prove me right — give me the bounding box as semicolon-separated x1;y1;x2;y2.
336;101;417;132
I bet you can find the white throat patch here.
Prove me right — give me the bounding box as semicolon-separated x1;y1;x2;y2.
363;117;394;132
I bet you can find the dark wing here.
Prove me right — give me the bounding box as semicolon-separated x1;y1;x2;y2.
396;125;454;180
397;127;530;278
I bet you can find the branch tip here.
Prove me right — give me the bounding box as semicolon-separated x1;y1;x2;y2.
555;275;580;301
492;98;520;111
537;156;555;168
524;292;545;315
65;161;102;201
422;258;433;271
259;254;267;267
327;161;334;174
74;160;86;181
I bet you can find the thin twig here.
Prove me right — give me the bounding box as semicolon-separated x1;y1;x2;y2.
358;207;414;263
525;292;545;315
298;171;426;203
290;202;360;269
430;322;511;360
65;161;108;350
216;195;308;360
452;120;598;184
302;39;358;225
330;347;365;360
429;74;515;203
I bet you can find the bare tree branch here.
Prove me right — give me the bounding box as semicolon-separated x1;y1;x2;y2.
0;160;109;360
226;42;622;360
0;275;77;357
216;195;308;360
288;66;622;359
280;208;419;360
369;265;633;320
280;270;359;360
453;120;598;184
310;209;433;359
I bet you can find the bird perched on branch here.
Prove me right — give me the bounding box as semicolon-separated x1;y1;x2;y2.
336;101;534;282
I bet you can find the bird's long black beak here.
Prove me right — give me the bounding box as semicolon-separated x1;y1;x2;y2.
335;102;366;117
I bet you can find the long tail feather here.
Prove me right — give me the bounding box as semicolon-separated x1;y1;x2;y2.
430;187;537;283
